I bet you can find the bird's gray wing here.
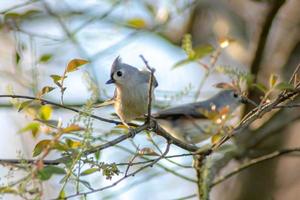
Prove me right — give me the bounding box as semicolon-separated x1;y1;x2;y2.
140;70;158;87
154;102;208;120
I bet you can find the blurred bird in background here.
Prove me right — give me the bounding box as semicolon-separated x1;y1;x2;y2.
154;89;252;144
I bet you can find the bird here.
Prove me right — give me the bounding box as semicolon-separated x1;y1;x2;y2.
106;56;158;127
153;89;249;144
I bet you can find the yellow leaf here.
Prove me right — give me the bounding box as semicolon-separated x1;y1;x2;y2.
18;100;33;112
182;34;195;59
0;186;18;194
18;122;40;137
50;74;62;83
194;44;214;59
115;124;129;129
66;139;82;148
39;105;52;120
93;99;114;108
214;82;235;90
211;134;222;145
138;147;160;156
66;59;89;73
33;139;51;157
127;18;146;29
269;74;278;88
62;124;84;133
38;86;55;97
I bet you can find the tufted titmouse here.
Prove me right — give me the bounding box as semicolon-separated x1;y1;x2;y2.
153;90;249;144
106;56;158;126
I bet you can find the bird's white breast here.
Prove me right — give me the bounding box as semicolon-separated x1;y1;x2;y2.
115;83;153;123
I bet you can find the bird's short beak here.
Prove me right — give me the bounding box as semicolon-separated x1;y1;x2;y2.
106;79;115;84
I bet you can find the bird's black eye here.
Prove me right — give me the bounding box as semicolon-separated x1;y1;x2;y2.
233;93;238;98
116;71;122;77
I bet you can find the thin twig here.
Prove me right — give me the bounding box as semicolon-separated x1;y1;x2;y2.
124;153;139;176
244;0;286;114
0;94;119;124
194;48;221;100
0;0;38;14
170;194;197;200
211;147;300;187
0;95;200;154
57;142;171;200
288;62;300;84
139;55;155;124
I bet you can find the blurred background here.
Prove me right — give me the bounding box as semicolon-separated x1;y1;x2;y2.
0;0;300;199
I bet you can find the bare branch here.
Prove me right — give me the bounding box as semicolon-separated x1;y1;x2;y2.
139;55;156;124
0;95;201;154
58;142;171;200
0;0;38;14
245;0;286;114
211;147;300;187
288;62;300;84
0;94;119;124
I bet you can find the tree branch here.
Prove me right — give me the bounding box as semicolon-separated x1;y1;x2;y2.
140;55;155;123
0;94;119;124
245;0;286;114
57;141;171;200
211;147;300;187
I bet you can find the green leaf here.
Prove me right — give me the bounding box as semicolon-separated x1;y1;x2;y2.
194;44;214;59
182;34;194;58
66;59;89;73
58;190;65;199
39;54;52;63
18;122;40;137
0;186;18;194
36;119;59;128
39;86;55;96
127;18;146;29
78;179;93;189
15;51;20;64
4;12;20;21
50;74;62;83
39;105;52;120
33;139;51;157
95;151;100;161
37;166;66;181
269;74;278;88
18;100;33;112
145;3;156;16
53;142;69;152
138;147;160;156
172;59;193;69
80;168;99;176
22;9;41;18
253;83;267;93
275;82;294;90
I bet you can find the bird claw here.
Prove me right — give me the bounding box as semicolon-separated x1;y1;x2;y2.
147;118;158;131
129;127;137;138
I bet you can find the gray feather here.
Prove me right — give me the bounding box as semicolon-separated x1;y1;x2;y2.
154;90;241;120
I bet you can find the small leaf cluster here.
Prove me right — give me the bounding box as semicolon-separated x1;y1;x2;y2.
173;34;214;68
